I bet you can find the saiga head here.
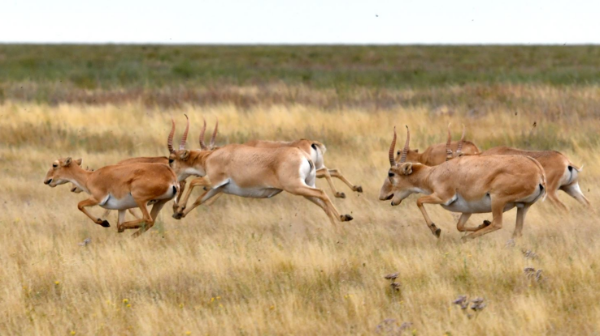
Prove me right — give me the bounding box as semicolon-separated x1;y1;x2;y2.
44;157;83;187
379;126;421;206
167;115;218;180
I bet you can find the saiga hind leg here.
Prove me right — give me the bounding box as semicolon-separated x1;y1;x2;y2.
513;205;530;238
315;168;346;198
132;199;169;237
560;183;592;209
117;199;153;235
328;168;363;193
286;184;353;225
462;197;508;241
456;213;491;232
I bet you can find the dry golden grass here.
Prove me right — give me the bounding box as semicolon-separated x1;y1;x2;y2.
1;91;599;335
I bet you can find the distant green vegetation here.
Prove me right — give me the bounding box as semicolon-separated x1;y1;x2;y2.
1;45;599;106
2;45;600;89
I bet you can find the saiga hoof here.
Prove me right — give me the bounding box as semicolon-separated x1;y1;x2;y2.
477;220;492;230
98;219;110;228
341;214;353;222
355;186;363;193
335;192;347;199
117;225;125;233
172;212;184;220
430;223;441;238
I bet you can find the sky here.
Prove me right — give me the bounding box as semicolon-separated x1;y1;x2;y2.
1;0;599;44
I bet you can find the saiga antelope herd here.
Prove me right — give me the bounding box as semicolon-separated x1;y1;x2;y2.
43;116;590;241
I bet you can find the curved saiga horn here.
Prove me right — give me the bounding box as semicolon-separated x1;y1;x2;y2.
457;124;465;154
388;126;397;166
446;123;453;161
167;118;176;154
399;125;410;163
209;119;219;149
199;118;208;150
179;114;189;150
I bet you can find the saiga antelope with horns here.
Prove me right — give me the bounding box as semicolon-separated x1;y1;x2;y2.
380;126;547;241
191;117;362;199
395;124;480;166
480;147;590;211
167;119;353;225
44;157;179;237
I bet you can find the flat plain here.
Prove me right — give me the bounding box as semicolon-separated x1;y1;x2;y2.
0;45;599;335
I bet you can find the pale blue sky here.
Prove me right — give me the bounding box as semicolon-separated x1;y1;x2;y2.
1;0;598;44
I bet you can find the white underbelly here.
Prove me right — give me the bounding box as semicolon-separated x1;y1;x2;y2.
100;193;138;210
441;186;542;213
99;186;176;210
221;181;283;198
441;194;516;213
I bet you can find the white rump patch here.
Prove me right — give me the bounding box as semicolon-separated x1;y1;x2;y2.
299;159;316;187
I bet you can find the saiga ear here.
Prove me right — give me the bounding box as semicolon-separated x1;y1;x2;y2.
400;163;413;175
180;150;190;160
62;157;72;167
75;158;83;166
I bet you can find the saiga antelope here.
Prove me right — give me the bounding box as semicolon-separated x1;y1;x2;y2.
481;147;590;211
71;155;188;210
395;125;480;166
68;115;195;210
191;117;362;198
380;126;547;241
167;120;353;225
44;157;179;237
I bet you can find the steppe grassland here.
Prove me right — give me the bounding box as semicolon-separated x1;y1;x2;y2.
1;86;600;335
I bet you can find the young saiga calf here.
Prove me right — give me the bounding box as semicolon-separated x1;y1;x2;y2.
380;127;547;241
44;157;179;237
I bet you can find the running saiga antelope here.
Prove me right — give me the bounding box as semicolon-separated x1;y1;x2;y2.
68;118;195;218
167;120;353;225
380;126;547;241
70;155;187;211
395;124;480;166
480;146;590;211
191;118;362;198
44;157;179;237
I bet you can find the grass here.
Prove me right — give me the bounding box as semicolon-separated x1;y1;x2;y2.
1;96;599;334
2;45;600;107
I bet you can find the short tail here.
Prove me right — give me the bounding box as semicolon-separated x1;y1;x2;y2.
525;156;547;201
172;184;180;205
569;163;583;172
